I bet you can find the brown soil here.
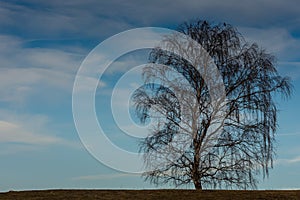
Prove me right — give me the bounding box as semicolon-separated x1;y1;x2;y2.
1;189;300;200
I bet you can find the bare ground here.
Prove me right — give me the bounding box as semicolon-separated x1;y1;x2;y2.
1;189;300;200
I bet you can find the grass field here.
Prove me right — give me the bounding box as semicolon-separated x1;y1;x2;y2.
1;189;300;200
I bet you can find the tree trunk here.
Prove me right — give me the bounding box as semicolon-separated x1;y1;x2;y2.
192;135;202;190
193;179;202;190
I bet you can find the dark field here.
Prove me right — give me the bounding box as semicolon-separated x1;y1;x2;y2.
1;190;300;200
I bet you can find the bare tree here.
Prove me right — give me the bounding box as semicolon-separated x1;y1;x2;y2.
133;20;291;190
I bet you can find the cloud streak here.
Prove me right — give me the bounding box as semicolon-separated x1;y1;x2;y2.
72;173;139;181
2;0;300;40
275;156;300;165
0;110;79;155
0;120;61;144
0;35;85;105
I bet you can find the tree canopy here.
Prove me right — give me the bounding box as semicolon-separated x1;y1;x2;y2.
133;20;292;189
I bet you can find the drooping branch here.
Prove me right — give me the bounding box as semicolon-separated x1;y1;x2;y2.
133;20;292;190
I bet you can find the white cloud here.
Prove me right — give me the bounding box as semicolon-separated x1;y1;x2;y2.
106;58;147;75
275;156;300;165
277;62;300;80
239;27;300;58
1;2;299;106
0;35;82;72
73;75;106;94
3;0;299;41
0;110;79;155
239;27;300;79
287;157;300;164
240;28;290;53
0;1;133;39
0;35;85;104
0;120;61;144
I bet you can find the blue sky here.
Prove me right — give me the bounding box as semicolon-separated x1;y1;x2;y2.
0;0;300;191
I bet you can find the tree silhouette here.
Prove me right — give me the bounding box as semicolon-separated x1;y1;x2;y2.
133;20;292;190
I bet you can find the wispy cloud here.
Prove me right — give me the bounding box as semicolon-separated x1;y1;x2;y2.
239;27;300;80
277;132;300;136
0;143;39;156
72;173;139;181
0;1;132;39
275;156;300;165
239;27;300;59
0;35;84;105
0;110;80;155
0;120;61;144
277;62;300;80
2;0;300;41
